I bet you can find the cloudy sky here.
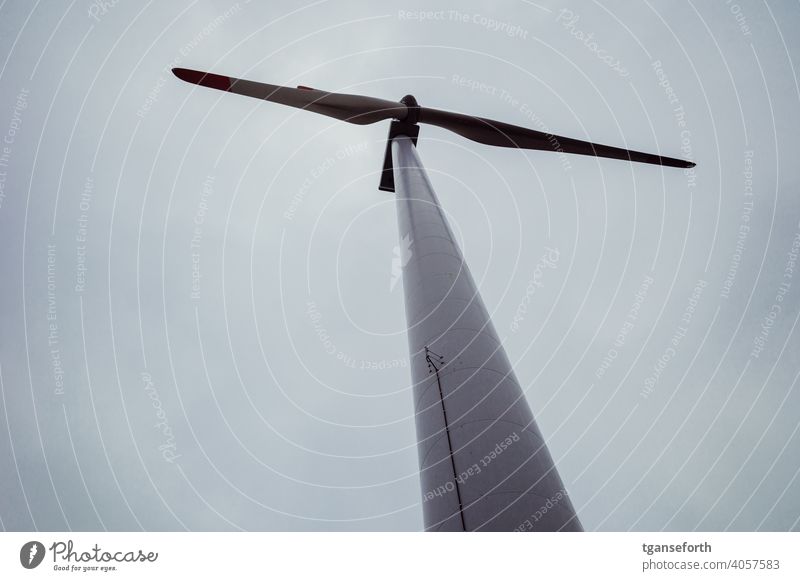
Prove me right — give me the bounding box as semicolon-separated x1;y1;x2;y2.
0;0;798;531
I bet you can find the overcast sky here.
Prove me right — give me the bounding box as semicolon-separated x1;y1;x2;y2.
0;0;798;531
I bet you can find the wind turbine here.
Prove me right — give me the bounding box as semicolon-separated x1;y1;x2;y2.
173;67;694;532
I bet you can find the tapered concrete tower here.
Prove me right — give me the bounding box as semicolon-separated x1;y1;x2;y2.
392;136;581;531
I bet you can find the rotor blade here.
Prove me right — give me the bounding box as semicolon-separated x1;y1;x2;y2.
173;68;408;125
419;107;695;168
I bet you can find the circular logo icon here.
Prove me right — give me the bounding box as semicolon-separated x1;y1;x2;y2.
20;541;45;569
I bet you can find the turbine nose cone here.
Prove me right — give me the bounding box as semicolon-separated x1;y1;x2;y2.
172;67;231;91
400;94;420;124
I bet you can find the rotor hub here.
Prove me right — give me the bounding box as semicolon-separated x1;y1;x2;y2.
401;94;420;124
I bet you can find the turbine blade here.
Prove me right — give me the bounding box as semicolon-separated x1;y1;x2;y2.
419;107;695;168
172;68;408;125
